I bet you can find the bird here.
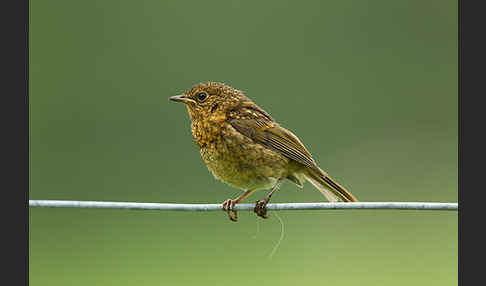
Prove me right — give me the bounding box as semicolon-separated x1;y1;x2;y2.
169;82;358;222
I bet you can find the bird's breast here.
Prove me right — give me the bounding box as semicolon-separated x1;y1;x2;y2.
193;121;289;190
191;119;223;149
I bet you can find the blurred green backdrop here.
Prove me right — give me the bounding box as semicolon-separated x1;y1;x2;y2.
30;0;457;285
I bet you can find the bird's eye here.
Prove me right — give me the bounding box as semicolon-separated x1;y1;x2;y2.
197;93;208;102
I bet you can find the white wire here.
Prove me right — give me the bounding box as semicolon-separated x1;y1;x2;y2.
29;200;458;211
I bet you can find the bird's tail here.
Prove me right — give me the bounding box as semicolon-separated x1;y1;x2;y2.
304;167;358;202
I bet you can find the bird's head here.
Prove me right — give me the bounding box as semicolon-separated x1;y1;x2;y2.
169;82;248;121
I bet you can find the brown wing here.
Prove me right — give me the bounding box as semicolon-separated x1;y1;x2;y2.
227;102;318;170
227;101;358;202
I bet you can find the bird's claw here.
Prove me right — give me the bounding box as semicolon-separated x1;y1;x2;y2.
221;199;238;222
254;199;269;219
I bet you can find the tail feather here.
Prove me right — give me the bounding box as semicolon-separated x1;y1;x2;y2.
304;167;358;202
305;175;340;202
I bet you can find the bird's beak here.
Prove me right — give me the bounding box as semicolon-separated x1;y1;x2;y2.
169;95;196;104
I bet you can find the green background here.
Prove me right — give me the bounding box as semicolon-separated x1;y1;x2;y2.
30;0;458;285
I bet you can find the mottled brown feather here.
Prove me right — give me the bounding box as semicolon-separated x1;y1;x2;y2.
228;103;317;171
227;101;358;202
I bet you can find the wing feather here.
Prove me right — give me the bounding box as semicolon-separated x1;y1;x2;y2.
227;104;318;170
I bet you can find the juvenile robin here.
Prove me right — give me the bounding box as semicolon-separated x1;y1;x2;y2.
170;82;358;222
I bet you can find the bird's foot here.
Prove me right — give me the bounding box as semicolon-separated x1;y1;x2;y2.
221;199;238;222
254;198;270;219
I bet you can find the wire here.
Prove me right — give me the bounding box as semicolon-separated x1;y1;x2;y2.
29;200;458;211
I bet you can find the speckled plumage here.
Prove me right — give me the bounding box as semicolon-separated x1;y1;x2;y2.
197;120;289;191
170;82;358;221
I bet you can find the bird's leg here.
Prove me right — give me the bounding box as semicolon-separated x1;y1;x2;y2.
254;179;283;219
221;189;255;222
